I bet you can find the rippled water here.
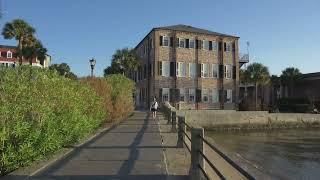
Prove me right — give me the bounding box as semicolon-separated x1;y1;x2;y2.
207;129;320;180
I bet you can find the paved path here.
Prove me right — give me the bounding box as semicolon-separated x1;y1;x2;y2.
28;111;187;180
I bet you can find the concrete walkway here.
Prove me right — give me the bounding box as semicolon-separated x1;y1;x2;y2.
24;111;187;180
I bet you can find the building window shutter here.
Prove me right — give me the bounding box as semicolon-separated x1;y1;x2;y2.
170;62;176;77
169;88;175;102
185;39;189;48
196;89;202;102
144;64;147;79
218;41;222;51
170;37;173;47
209;41;213;50
219;65;224;78
175;89;180;102
160;36;163;46
158;61;162;76
233;66;236;79
198;64;201;77
176;38;180;47
159;88;162;102
224;90;228;103
218;90;223;103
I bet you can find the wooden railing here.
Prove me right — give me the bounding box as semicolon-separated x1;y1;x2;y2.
161;104;255;180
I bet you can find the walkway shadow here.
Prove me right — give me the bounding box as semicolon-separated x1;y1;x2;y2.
3;111;190;180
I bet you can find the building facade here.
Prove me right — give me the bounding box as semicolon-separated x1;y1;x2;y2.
0;45;51;68
130;25;240;110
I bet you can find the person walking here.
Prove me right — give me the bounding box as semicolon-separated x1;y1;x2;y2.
150;97;158;120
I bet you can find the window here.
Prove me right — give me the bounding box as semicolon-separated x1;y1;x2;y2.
189;63;196;77
144;44;148;54
212;64;219;78
189;39;195;48
225;89;232;103
212;89;219;103
179;88;186;102
203;40;209;50
202;89;208;103
225;42;232;52
212;41;218;51
176;62;186;77
162;88;170;102
150;38;153;49
163;36;170;47
7;51;12;58
201;63;209;78
189;89;195;103
224;65;232;79
162;61;170;77
179;38;185;48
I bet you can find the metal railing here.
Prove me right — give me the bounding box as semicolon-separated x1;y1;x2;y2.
162;104;255;180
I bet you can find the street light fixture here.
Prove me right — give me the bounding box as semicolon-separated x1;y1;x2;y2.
89;58;96;77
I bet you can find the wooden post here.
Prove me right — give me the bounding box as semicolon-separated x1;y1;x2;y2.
190;127;204;180
177;116;186;148
171;111;177;132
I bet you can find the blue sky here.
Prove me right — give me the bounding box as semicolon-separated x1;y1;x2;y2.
0;0;319;76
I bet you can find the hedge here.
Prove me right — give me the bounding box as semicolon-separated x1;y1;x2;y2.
0;67;135;175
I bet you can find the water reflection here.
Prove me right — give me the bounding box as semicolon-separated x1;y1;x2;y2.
207;129;320;180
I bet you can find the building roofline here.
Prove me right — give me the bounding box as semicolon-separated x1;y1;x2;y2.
134;25;239;50
0;45;17;49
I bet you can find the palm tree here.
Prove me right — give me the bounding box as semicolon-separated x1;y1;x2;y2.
280;67;302;97
20;33;47;66
246;63;270;110
240;68;251;98
111;48;140;75
2;19;36;65
270;75;281;106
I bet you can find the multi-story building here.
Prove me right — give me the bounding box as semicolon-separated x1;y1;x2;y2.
0;45;51;68
131;25;240;110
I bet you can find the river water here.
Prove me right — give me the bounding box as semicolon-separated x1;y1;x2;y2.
206;129;320;180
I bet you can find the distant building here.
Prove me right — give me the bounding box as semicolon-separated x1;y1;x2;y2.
284;72;320;105
0;45;51;68
130;24;243;110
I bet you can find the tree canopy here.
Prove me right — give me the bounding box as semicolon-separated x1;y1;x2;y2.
49;63;77;80
104;48;140;76
280;67;302;85
2;19;37;64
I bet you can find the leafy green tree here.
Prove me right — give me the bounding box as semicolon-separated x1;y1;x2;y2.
49;63;77;80
104;48;140;76
280;67;302;97
2;19;36;65
246;63;270;110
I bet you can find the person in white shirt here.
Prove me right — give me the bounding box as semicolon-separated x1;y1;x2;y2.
150;97;158;120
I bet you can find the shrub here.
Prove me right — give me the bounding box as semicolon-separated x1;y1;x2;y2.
79;77;113;122
0;66;105;175
105;74;135;121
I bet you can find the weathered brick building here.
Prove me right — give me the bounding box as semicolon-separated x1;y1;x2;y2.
131;25;240;110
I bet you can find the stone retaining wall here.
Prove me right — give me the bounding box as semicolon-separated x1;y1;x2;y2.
175;110;320;130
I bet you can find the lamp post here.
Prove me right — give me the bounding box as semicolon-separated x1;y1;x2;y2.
89;58;96;77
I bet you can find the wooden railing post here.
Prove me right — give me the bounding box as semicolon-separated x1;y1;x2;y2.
177;116;186;148
190;127;204;180
171;111;177;132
